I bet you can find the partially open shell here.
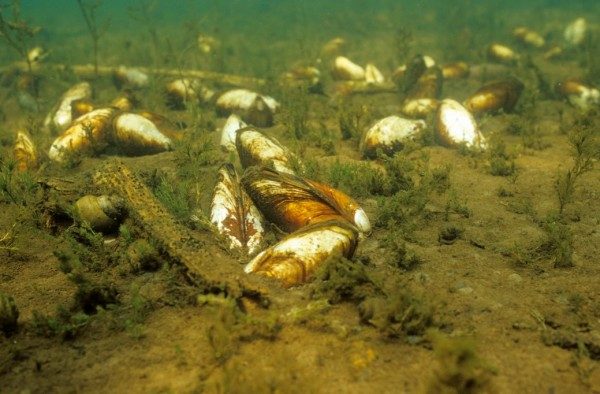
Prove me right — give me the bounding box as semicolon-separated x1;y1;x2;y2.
13;131;38;172
235;127;298;174
244;219;359;287
111;112;172;155
48;108;115;162
435;99;486;150
464;78;524;115
216;89;280;127
361;116;426;159
241;166;371;234
44;82;92;133
210;164;265;255
220;114;248;152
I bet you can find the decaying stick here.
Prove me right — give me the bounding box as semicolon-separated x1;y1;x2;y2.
92;160;277;303
1;61;265;88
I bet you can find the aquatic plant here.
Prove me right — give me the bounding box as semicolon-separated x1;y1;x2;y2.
76;0;110;77
555;112;599;215
0;0;39;74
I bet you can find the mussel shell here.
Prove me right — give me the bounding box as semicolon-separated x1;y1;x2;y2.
13;131;37;173
441;62;470;79
111;113;172;155
464;78;524;114
331;56;365;81
241;166;370;234
71;99;95;120
244;219;359;287
564;18;587;47
401;98;439;119
365;63;385;85
44;82;92;132
165;78;214;109
513;27;545;48
216;89;279;127
555;78;599;111
487;43;519;63
48;108;115;162
113;66;149;89
220;114;247;152
210;163;264;255
74;194;126;233
235;127;298;174
361;116;426;158
435;99;486;149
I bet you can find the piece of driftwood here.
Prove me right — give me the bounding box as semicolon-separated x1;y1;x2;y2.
92;160;277;303
1;61;265;88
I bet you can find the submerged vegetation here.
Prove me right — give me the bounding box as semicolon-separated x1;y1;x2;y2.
0;0;599;392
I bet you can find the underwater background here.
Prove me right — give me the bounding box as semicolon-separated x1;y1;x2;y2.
1;0;599;392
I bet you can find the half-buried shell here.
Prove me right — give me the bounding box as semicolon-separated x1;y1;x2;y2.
220;114;248;152
216;89;279;127
464;78;524;115
111;112;172;155
435;99;486;150
244;219;359;287
361;116;426;159
13;131;38;172
44;82;92;133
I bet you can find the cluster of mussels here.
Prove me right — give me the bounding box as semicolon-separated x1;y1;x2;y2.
212;125;370;288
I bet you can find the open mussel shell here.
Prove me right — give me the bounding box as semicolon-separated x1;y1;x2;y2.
435;99;486;150
48;108;115;162
13;131;38;173
44;82;92;133
464;78;524;115
244;219;359;288
74;194;126;233
241;166;371;234
111;112;172;155
216;89;279;127
361;116;426;159
220;114;247;152
113;66;149;90
210;164;265;255
555;78;599;111
235;127;298;174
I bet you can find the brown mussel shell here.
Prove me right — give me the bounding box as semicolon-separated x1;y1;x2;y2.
464;78;524;115
235;127;298;174
13;131;38;173
241;166;370;234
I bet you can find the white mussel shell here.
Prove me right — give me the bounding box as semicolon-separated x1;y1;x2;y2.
210;164;265;255
112;113;172;155
331;56;365;81
216;89;279;127
244;219;358;287
488;43;519;63
44;82;92;132
235;127;298;174
564;18;587;47
48;108;115;162
113;66;149;89
556;79;599;111
435;99;486;149
220;114;247;152
361;116;426;158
